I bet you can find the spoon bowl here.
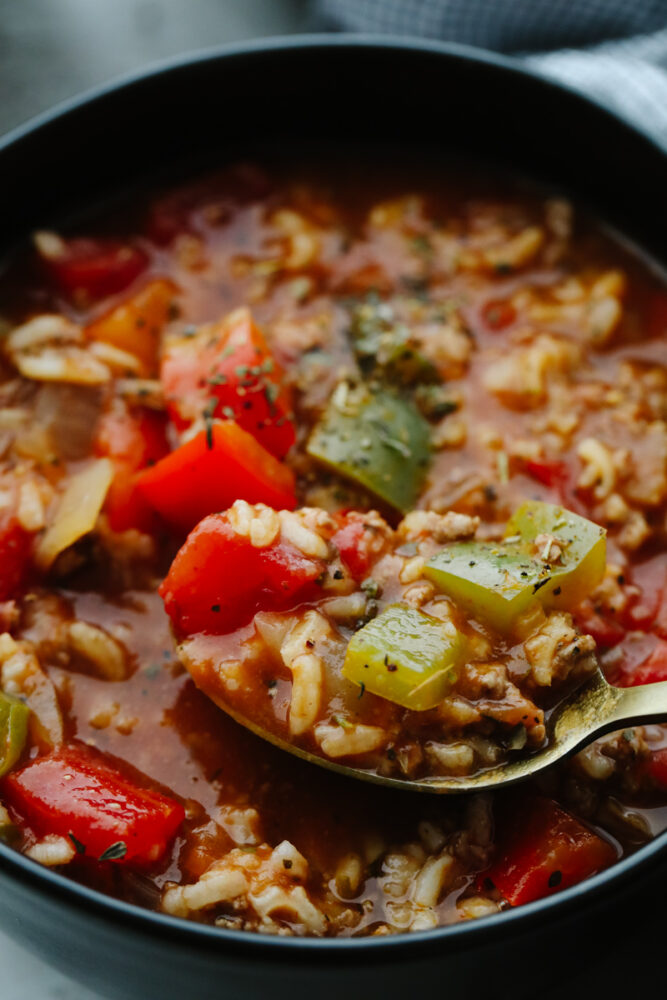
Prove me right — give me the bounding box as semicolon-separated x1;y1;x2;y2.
216;670;667;793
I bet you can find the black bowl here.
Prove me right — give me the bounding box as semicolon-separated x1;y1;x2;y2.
0;35;666;1000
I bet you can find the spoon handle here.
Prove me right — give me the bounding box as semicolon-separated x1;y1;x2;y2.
604;678;667;731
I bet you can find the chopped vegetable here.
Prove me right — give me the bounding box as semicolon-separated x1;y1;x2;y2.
482;797;617;905
86;279;177;373
645;747;667;787
480;298;517;331
1;744;184;864
0;692;29;777
137;422;296;533
331;511;389;581
161;308;295;458
349;299;436;385
95;404;168;533
35;233;148;303
307;382;431;513
425;501;606;632
35;458;113;569
160;510;324;635
619;639;667;686
505;501;607;610
342;603;467;710
0;513;32;600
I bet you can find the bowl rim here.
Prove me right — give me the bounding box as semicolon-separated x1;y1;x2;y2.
0;31;666;960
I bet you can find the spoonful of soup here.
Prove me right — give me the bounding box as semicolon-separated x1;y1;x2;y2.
159;497;667;793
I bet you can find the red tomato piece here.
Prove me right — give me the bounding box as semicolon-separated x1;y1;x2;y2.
480;298;517;331
574;600;626;649
161;308;295;459
0;513;32;601
2;744;184;864
137;422;297;534
95;405;168;533
86;278;178;374
481;797;617;906
38;237;148;303
332;512;387;581
620;639;667;686
524;458;570;491
160;511;324;635
620;556;667;636
646;747;667;787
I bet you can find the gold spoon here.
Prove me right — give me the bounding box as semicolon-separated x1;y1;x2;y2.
215;668;667;794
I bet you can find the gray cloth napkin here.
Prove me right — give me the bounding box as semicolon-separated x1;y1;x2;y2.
313;0;667;148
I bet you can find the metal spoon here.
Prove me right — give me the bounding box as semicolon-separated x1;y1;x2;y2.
215;668;667;794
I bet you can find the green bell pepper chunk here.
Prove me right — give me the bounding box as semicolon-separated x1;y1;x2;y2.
504;501;606;612
306;382;431;513
423;501;606;633
0;691;29;778
342;603;467;711
349;300;437;386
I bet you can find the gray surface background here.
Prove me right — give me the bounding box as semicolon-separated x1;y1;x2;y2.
0;5;306;996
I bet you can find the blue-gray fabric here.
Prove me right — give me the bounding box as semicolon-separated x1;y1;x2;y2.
313;0;667;147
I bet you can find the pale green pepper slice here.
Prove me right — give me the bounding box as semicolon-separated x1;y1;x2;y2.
342;603;467;710
423;500;606;633
504;500;606;612
0;691;29;778
306;382;431;512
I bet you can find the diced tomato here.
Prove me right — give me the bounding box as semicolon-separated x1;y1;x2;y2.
620;556;667;636
645;747;667;787
618;638;667;687
0;513;32;601
481;797;617;906
160;511;324;635
332;512;386;581
161;308;295;459
38;236;148;304
137;422;297;534
2;744;184;864
524;458;570;491
574;600;626;649
146;165;271;245
86;278;178;373
480;298;516;331
95;404;169;533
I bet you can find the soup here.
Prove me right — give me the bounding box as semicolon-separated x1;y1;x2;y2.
0;160;664;934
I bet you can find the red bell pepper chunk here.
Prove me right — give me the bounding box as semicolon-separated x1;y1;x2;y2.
0;513;32;601
482;797;617;906
38;236;148;303
95;405;169;533
137;422;297;534
160;510;324;635
332;512;387;581
2;744;184;864
480;298;517;331
161;308;295;459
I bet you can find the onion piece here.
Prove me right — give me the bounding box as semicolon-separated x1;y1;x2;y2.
16;347;110;385
36;458;113;569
